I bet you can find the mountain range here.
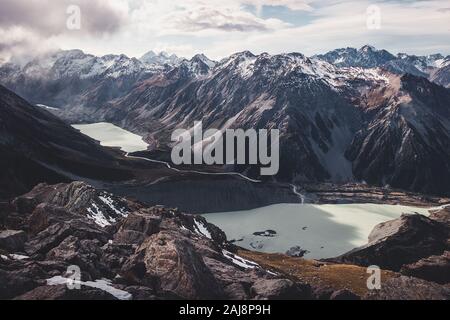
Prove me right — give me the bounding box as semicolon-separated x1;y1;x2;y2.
1;46;449;196
1;46;450;301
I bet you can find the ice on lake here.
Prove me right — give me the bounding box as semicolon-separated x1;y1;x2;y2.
203;203;433;259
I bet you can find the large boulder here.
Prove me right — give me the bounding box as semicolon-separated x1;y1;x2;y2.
250;278;311;300
12;182;132;228
333;214;449;271
429;207;450;228
113;213;161;245
25;219;110;256
366;276;450;300
0;268;40;300
330;289;361;300
401;251;450;284
121;231;224;299
0;230;27;252
14;284;117;300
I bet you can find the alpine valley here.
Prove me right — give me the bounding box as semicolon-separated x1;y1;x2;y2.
1;46;450;300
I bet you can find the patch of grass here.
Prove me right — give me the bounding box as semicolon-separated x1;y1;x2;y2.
238;250;397;297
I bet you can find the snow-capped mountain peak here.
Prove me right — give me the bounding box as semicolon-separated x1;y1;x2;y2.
315;46;396;68
140;50;182;66
360;45;376;53
191;54;216;69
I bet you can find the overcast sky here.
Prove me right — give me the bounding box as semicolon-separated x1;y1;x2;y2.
1;0;449;61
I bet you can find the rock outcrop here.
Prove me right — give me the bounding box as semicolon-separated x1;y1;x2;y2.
0;182;311;300
1;181;449;300
366;276;450;300
401;251;450;284
0;230;27;252
331;206;450;287
332;213;449;271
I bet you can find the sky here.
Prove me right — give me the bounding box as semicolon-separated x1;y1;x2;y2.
0;0;449;62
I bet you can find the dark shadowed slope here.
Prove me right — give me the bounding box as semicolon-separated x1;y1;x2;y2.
347;74;450;195
0;85;132;199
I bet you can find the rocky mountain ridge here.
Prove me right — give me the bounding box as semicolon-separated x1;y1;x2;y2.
1;47;449;196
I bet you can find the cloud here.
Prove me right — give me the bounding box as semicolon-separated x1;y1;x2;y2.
201;0;450;58
0;0;128;35
163;5;290;33
1;0;449;62
242;0;314;12
0;0;128;61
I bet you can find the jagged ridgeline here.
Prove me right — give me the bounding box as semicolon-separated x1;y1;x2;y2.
0;46;449;195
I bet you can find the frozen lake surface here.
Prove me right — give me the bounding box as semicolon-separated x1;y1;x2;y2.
203;203;433;259
72;122;148;153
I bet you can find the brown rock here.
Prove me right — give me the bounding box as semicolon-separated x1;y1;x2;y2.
122;231;223;299
330;289;360;300
401;251;450;284
429;207;450;228
333;214;448;271
0;230;27;252
366;276;450;300
250;278;311;300
114;213;161;245
14;284;117;300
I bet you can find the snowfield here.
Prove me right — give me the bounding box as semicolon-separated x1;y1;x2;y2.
47;276;132;300
203;203;434;259
72;122;148;153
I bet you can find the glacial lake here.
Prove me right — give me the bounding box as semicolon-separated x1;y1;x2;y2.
203;203;434;259
72;122;148;153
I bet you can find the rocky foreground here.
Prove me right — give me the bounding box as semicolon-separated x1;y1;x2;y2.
0;182;449;300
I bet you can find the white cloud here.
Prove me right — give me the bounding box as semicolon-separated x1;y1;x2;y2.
243;0;314;12
0;0;129;61
198;0;450;58
161;6;290;34
1;0;449;61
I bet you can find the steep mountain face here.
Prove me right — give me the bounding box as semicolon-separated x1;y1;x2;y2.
99;52;395;183
0;85;132;199
1;48;450;195
111;53;450;193
0;50;219;123
0;50;166;118
346;74;450;195
431;62;450;88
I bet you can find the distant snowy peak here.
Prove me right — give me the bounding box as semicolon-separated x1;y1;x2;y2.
384;53;450;80
18;49;159;80
315;46;450;88
315;45;396;68
191;54;216;69
140;50;183;66
169;54;217;78
435;55;450;69
395;53;447;71
213;51;389;88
